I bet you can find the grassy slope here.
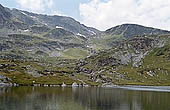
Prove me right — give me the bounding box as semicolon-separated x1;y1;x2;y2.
0;59;99;86
60;48;89;59
88;34;125;50
1;45;170;86
0;59;76;85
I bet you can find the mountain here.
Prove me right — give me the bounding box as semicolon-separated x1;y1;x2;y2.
10;9;100;37
105;24;170;38
0;4;11;25
0;4;14;29
1;4;170;86
88;24;170;50
0;4;28;30
0;4;99;60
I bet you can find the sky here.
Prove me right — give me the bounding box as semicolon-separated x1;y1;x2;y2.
0;0;170;31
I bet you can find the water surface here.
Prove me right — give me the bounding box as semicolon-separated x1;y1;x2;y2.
0;87;170;110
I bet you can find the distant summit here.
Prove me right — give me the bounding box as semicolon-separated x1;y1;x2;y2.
105;24;170;38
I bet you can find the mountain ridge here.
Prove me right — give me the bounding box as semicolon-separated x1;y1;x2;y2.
105;23;170;38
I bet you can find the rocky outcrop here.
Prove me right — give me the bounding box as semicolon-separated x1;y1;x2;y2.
0;75;12;87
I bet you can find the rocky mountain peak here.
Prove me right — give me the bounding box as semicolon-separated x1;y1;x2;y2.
105;24;170;38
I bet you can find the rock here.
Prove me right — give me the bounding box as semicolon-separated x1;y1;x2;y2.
61;82;66;87
0;82;12;87
0;75;12;87
26;69;42;77
78;84;83;87
72;82;78;87
96;79;103;83
83;84;89;87
147;71;155;76
43;84;48;87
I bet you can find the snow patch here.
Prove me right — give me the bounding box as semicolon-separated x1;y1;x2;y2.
21;11;28;16
56;26;63;29
30;16;37;19
24;29;29;32
88;30;96;35
44;23;48;26
76;33;86;38
86;45;90;48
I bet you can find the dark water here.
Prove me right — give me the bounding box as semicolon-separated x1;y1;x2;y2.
0;87;170;110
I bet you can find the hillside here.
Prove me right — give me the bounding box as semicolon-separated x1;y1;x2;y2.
0;4;97;60
2;34;170;86
105;24;170;38
75;34;170;86
1;4;170;86
88;24;170;50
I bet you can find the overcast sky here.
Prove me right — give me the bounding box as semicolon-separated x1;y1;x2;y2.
0;0;170;31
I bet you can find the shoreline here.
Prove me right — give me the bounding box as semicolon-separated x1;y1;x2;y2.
104;85;170;92
1;83;170;92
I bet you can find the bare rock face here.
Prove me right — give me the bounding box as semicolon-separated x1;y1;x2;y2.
114;51;131;65
121;37;165;67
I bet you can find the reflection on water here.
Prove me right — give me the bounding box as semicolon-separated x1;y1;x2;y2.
0;87;170;110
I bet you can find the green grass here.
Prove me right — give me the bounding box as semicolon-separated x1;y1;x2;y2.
88;34;125;50
60;48;89;59
0;59;97;86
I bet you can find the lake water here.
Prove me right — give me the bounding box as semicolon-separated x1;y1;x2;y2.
0;86;170;110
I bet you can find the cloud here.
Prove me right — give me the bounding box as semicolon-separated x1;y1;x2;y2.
79;0;170;31
16;0;55;13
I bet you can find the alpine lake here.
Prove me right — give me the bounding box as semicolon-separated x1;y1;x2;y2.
0;86;170;110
